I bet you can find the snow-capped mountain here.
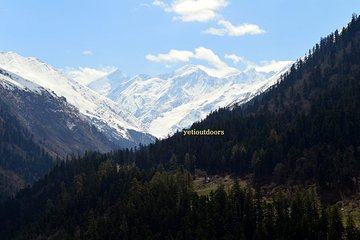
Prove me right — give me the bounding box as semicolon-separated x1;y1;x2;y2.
1;51;292;142
75;63;292;138
0;68;114;156
0;52;154;154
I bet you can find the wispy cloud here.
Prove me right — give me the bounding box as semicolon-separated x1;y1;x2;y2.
152;1;264;37
146;47;226;67
225;53;293;72
62;66;117;85
146;48;293;77
146;49;193;62
82;50;93;56
193;47;229;70
225;53;257;69
254;60;293;73
146;47;238;77
204;19;265;37
152;0;228;22
153;0;169;9
225;54;244;64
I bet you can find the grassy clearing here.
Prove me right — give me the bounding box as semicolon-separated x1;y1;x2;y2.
193;173;360;228
341;201;360;227
193;174;249;196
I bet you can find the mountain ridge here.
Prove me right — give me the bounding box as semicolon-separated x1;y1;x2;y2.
74;62;292;138
0;53;155;151
0;51;293;140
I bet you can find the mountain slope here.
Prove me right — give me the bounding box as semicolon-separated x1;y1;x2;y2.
79;63;291;138
116;14;360;198
0;87;54;199
0;53;155;149
0;69;119;156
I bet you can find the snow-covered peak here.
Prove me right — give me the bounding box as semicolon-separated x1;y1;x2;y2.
97;60;292;138
0;51;82;99
0;52;60;84
173;64;239;78
87;69;130;96
0;52;150;144
173;65;206;77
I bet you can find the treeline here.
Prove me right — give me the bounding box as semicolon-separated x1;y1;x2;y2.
1;154;359;239
109;14;360;197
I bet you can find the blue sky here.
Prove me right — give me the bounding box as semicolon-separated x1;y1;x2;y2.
0;0;358;76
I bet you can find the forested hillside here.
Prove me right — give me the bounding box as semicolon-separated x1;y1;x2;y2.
126;14;360;197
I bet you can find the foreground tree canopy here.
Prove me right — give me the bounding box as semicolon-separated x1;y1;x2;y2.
1;154;359;239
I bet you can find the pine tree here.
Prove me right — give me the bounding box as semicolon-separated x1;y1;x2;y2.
345;214;360;240
328;206;344;240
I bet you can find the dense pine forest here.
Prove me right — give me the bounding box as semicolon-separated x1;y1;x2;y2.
1;153;359;239
1;13;360;240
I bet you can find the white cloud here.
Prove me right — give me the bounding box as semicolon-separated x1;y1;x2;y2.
225;54;293;72
82;50;93;55
152;1;264;39
147;48;293;77
146;49;194;62
62;66;117;85
146;47;238;77
152;0;228;22
204;19;265;37
152;0;168;9
225;54;257;69
193;47;228;69
203;27;225;36
255;60;294;73
225;54;244;64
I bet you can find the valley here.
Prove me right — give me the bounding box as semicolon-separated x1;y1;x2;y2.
0;3;359;239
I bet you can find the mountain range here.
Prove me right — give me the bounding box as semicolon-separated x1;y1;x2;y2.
1;14;360;239
0;51;291;149
0;50;291;195
65;61;292;138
